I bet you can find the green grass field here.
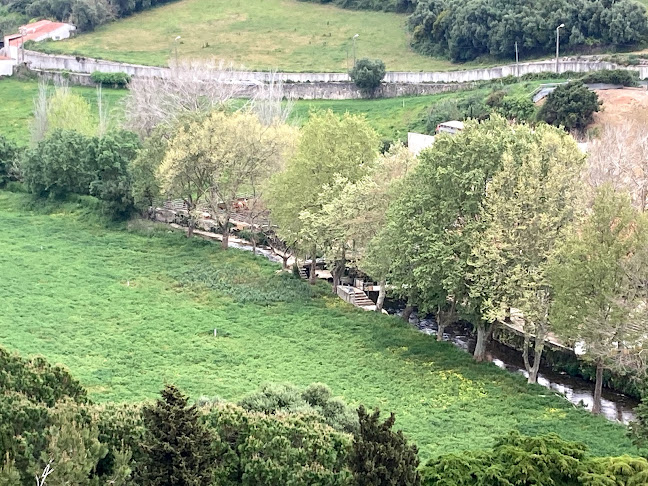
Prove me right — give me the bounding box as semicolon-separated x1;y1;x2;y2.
31;0;486;71
0;190;639;460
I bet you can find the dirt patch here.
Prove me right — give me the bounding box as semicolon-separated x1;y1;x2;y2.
592;87;648;128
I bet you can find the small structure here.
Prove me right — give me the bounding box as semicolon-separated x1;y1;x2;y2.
3;20;76;61
407;132;435;156
0;56;15;76
435;120;464;135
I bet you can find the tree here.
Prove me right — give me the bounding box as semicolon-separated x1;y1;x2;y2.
538;81;601;132
142;385;215;486
0;135;18;186
131;130;167;215
45;85;96;137
318;142;417;303
349;58;386;97
40;404;109;486
159;111;295;248
22;130;95;199
628;399;648;450
470;124;585;382
349;406;420;486
386;116;530;360
549;186;647;414
89;130;141;219
267;110;379;284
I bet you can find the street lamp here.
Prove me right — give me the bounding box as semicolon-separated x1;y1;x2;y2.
555;24;565;74
352;34;359;67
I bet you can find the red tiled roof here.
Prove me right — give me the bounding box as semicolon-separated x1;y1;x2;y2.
8;21;72;47
0;56;12;60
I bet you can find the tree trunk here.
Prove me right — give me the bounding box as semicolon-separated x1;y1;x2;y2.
593;359;604;414
282;255;289;270
251;235;257;255
333;271;340;294
309;248;317;285
474;323;490;362
529;343;543;384
376;279;386;312
436;321;446;342
402;302;414;323
221;230;229;249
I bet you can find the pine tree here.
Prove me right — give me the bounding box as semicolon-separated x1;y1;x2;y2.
350;406;420;486
142;385;215;486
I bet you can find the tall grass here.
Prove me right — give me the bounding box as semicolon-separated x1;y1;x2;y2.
0;190;639;461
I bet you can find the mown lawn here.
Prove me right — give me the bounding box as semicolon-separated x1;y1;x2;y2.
31;0;488;72
0;190;639;460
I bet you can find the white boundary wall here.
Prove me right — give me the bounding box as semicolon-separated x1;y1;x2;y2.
22;50;648;83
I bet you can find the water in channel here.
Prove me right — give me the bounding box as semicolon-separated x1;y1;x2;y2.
397;308;639;425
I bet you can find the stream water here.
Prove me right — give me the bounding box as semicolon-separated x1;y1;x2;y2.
399;308;639;424
221;239;639;424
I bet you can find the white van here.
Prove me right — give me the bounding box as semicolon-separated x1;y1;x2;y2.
435;120;465;135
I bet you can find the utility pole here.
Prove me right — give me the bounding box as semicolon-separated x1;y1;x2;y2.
555;24;564;74
352;33;359;68
515;41;519;77
174;35;181;65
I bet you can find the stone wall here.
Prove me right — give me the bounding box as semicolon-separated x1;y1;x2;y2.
31;69;473;100
23;50;648;83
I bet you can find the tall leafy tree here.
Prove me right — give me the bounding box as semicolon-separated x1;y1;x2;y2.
470;124;585;382
549;186;647;414
538;82;601;132
267;110;379;284
386;116;531;360
142;385;215;486
159;111;295;246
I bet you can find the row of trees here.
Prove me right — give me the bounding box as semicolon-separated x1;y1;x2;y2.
264;109;648;415
410;0;648;61
4;0;179;32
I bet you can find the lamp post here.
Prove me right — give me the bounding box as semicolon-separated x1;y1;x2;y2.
555;24;564;74
352;34;359;67
174;35;181;65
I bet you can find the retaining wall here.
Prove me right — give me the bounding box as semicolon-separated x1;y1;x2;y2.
23;50;648;83
32;69;473;100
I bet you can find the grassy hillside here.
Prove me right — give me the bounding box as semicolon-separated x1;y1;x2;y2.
31;0;481;71
1;77;554;145
0;190;639;460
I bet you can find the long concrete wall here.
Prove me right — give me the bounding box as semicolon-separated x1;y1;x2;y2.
23;50;648;83
33;69;472;100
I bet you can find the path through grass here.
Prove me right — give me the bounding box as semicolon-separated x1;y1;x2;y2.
0;191;639;460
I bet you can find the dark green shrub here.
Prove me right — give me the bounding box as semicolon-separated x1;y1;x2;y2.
495;95;537;122
349;406;420;486
485;90;506;108
349;58;386;96
89;130;140;219
0;135;18;186
629;399;648;451
90;71;131;88
538;81;601;132
21;129;95;198
142;385;215;486
580;69;638;87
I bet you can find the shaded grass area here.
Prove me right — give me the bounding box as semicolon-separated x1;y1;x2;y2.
0;190;639;460
0;77;125;145
0;77;552;145
30;0;487;72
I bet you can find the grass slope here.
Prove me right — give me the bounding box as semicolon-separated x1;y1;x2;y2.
31;0;480;71
0;190;638;460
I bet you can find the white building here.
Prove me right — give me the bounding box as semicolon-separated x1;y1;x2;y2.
0;56;15;76
3;20;76;61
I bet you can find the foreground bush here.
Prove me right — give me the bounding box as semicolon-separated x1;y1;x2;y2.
0;135;18;186
422;431;648;486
